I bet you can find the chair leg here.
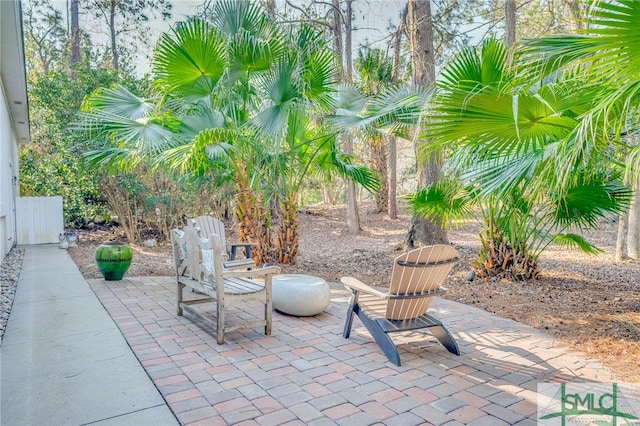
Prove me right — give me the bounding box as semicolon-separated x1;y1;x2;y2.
356;308;402;366
265;288;272;336
428;324;460;355
217;301;225;345
344;304;359;340
343;291;360;338
177;282;185;316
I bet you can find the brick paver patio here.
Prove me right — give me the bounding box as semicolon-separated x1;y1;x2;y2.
89;276;616;426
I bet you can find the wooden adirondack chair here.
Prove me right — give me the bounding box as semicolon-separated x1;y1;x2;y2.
171;220;280;344
341;245;460;366
191;215;256;270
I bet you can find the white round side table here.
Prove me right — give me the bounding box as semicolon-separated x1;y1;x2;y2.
272;274;331;316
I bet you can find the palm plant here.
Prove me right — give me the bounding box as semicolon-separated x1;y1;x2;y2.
354;47;395;213
522;0;640;259
405;38;632;280
76;0;379;265
522;0;640;171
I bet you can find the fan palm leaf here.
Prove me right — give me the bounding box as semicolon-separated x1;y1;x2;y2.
404;179;476;228
407;35;634;279
329;84;425;136
153;19;227;98
522;0;640;186
75;85;176;153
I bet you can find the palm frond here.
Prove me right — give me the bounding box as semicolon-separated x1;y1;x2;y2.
83;147;144;172
80;85;155;120
447;146;547;197
329;84;425;134
626;143;640;186
552;233;604;254
294;23;337;108
153;19;227;96
332;84;367;114
74;85;176;152
403;180;476;228
439;38;509;90
211;0;271;39
228;28;277;79
551;177;632;229
161;128;238;176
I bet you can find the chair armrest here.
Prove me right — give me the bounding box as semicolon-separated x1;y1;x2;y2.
228;242;257;248
222;265;281;279
341;277;389;299
223;258;257;270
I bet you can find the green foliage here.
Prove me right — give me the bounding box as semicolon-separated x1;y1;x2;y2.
407;37;633;280
75;0;384;263
21;0;176;233
522;0;640;187
20;66;124;227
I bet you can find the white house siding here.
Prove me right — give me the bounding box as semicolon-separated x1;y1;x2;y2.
1;0;30;259
0;81;20;257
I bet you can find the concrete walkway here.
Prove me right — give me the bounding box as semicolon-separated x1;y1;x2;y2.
1;245;178;426
1;245;621;425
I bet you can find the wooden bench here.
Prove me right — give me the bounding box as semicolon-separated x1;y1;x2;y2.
171;220;281;344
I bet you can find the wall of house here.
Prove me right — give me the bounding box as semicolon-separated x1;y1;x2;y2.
0;80;20;257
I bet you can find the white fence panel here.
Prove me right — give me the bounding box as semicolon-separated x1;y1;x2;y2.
16;196;63;245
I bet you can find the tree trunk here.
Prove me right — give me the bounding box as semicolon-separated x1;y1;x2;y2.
616;211;628;262
405;0;448;247
109;0;119;71
505;0;516;46
333;0;360;234
332;0;344;78
265;0;276;18
627;183;640;259
70;0;80;64
344;0;353;81
388;135;398;219
566;0;585;31
391;4;407;83
388;7;406;220
345;134;361;234
371;138;389;213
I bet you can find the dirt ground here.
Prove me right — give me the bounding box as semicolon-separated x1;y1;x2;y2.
67;203;640;382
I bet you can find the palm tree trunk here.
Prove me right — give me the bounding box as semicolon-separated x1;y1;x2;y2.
235;190;257;240
254;204;273;265
234;166;260;253
476;222;539;280
277;197;299;265
371;137;388;213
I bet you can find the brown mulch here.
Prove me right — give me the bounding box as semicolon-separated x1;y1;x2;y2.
67;203;640;382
